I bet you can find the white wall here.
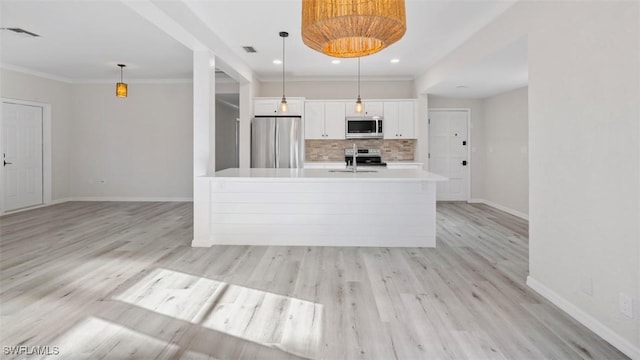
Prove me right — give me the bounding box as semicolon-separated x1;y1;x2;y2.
70;83;193;200
482;87;528;216
258;80;415;99
0;69;72;201
528;4;638;356
418;2;639;356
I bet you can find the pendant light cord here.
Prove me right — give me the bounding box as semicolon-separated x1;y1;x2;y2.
118;64;125;83
282;34;285;98
357;57;360;98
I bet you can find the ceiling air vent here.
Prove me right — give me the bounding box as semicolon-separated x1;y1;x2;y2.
1;27;40;37
242;46;257;53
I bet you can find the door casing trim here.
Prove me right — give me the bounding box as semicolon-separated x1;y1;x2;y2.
0;98;52;215
428;108;471;202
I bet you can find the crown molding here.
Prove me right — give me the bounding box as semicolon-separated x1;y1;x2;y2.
1;63;73;83
258;75;415;83
74;78;193;84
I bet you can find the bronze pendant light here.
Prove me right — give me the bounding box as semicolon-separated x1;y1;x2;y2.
116;64;128;98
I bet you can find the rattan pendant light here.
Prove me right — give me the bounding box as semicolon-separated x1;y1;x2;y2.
301;0;406;58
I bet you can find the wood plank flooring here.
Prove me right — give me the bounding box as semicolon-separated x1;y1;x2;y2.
0;201;629;359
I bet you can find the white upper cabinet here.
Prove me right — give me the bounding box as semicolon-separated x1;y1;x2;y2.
324;102;346;139
383;101;416;139
304;101;346;140
304;102;325;139
254;98;303;116
345;101;384;117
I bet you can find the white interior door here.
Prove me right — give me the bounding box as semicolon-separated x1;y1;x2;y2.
2;102;43;211
428;110;469;201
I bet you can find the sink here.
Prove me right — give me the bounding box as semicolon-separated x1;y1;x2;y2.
328;169;378;173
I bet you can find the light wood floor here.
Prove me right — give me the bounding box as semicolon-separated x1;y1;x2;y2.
0;201;628;360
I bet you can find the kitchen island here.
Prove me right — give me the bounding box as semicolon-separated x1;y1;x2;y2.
192;168;446;248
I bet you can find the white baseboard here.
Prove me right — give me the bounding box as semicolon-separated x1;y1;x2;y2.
1;197;193;216
468;198;528;220
65;196;193;202
51;197;72;205
190;239;211;247
527;276;640;360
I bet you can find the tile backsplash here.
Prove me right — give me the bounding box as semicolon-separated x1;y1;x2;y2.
305;139;416;162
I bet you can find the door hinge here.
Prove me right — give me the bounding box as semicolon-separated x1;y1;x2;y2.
428;153;430;159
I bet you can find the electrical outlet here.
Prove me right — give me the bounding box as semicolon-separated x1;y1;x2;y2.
619;293;633;318
580;278;593;296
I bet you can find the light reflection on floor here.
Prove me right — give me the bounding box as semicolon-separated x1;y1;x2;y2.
113;268;323;359
51;317;180;359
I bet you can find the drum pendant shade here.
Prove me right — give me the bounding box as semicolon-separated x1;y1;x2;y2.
301;0;406;58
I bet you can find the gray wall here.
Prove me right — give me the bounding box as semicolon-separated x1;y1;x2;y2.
259;79;415;99
215;99;239;171
482;87;528;216
70;83;193;199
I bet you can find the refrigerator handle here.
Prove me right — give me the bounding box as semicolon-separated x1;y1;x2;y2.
274;120;279;168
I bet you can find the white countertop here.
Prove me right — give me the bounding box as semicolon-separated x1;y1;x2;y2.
206;168;447;182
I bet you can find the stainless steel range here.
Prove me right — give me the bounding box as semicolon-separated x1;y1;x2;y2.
344;148;387;167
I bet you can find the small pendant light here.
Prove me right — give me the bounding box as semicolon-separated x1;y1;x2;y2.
279;31;289;113
116;64;128;98
354;57;363;114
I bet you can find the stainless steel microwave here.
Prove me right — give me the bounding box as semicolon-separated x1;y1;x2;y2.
345;116;383;139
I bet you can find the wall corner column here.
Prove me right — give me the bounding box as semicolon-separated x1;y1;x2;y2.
192;50;216;246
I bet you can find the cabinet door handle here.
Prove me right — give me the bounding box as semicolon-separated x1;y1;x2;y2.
4;160;12;166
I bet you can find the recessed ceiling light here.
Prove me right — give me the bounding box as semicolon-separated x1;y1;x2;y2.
273;59;282;65
390;59;400;63
331;59;341;64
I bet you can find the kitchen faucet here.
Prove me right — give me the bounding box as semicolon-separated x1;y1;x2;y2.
352;143;357;173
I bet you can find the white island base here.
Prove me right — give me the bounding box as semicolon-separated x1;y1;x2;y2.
193;168;446;248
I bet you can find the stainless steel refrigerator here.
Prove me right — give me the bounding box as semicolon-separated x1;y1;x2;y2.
251;116;303;168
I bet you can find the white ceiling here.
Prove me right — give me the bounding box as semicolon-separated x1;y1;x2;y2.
0;1;193;81
1;0;525;97
427;36;528;98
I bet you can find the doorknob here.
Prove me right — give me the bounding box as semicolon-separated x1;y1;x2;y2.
3;160;12;166
462;160;467;166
